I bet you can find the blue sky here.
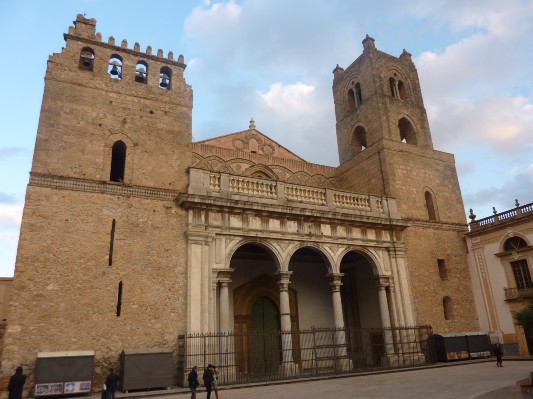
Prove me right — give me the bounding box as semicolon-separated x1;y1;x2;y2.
1;0;532;277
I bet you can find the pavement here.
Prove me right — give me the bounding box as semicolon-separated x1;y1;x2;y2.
105;359;533;399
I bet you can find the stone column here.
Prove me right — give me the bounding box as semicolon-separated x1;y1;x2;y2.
276;271;296;376
216;268;234;381
219;278;231;332
376;276;395;356
386;285;399;353
328;273;351;371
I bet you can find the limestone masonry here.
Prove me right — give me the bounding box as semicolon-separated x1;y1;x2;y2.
1;15;478;394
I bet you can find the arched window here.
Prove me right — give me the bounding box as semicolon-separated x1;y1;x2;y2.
443;296;453;320
504;237;528;251
398;118;417;145
352;126;367;154
108;55;123;80
110;141;126;182
389;77;397;97
425;191;437;221
397;80;406;100
79;47;95;71
347;89;356;111
355;83;363;106
135;61;148;84
159;66;172;90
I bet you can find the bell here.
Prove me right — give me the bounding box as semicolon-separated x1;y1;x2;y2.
135;67;147;82
160;74;169;88
80;52;93;67
110;61;120;76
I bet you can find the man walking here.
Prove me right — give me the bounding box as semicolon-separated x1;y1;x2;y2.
188;366;199;399
105;368;120;399
203;364;214;399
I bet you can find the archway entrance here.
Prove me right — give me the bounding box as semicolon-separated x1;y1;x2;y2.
339;251;382;366
230;244;299;376
250;296;281;375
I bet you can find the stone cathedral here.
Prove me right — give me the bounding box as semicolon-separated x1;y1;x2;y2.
2;15;479;390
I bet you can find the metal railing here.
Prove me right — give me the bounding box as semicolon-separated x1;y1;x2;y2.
177;325;435;386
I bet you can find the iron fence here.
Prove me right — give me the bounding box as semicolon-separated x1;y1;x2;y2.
177;325;435;386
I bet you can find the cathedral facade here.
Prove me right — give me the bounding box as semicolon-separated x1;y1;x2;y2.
2;15;478;389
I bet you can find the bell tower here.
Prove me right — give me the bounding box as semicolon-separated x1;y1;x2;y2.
333;36;478;333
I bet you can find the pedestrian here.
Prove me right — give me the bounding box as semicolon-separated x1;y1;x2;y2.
104;368;120;399
494;343;503;367
188;366;199;399
8;366;26;399
212;365;219;399
203;364;214;399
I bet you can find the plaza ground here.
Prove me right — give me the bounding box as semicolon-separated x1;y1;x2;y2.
113;360;533;399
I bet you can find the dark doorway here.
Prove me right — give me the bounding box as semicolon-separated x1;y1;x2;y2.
250;296;281;375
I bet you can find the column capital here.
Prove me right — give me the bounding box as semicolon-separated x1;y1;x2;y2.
327;272;344;291
276;270;293;291
214;267;233;282
374;275;391;288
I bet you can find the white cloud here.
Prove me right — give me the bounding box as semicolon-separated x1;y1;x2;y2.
0;203;23;229
260;82;315;115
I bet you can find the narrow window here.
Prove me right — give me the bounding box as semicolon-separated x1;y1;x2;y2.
438;259;448;280
108;55;123;80
397;80;406;100
110;141;126;182
511;260;532;290
79;47;95;70
425;191;437;221
347;89;356;111
135;61;148;84
108;219;116;266
398;118;418;145
355;83;363;106
389;77;397;97
159;66;172;90
443;296;453;320
353;126;367;154
116;281;123;317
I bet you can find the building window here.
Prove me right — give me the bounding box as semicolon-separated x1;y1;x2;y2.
443;296;453;320
504;237;528;251
438;259;448;280
347;89;356;111
397;80;406;99
355;83;363;106
425;191;437;221
389;77;396;97
159;66;172;90
110;141;126;182
399;118;417;145
108;55;123;79
79;47;95;70
352;126;367;154
135;61;148;83
511;260;532;290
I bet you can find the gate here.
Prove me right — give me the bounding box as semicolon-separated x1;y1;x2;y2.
177;325;435;386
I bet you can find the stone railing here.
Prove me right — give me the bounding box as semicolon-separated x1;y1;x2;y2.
188;169;398;218
470;202;533;231
504;286;533;301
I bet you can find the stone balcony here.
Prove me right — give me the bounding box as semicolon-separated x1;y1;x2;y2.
469;202;533;232
186;168;400;219
504;287;533;301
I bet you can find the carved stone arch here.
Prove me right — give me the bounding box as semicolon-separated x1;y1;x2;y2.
286;171;313;185
191;153;214;170
225;238;283;272
337;246;384;277
423;186;439;221
226;158;255;174
243;164;279;180
306;174;331;188
499;231;531;253
269;165;295;181
286;242;335;274
103;133;134;184
386;67;412;100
